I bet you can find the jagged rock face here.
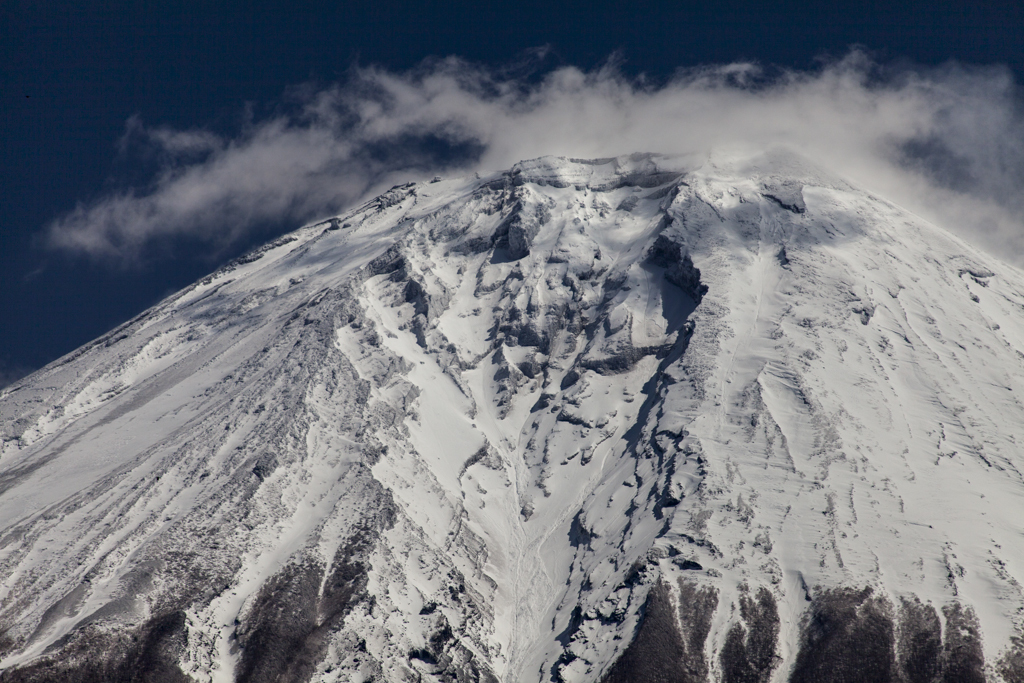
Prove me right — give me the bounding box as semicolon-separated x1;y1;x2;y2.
2;151;1024;682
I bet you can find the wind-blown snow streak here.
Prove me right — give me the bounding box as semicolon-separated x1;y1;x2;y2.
2;150;1024;682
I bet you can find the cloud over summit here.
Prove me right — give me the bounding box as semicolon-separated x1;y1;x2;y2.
45;52;1024;264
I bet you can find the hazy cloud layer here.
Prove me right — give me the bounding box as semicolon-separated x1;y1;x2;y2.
46;52;1024;264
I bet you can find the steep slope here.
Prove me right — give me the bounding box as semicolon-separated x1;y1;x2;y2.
1;150;1023;683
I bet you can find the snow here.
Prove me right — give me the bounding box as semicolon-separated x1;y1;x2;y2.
2;150;1023;682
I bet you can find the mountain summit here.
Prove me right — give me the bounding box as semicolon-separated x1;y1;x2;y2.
2;151;1023;682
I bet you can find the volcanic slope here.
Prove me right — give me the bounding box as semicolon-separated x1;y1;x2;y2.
1;150;1024;683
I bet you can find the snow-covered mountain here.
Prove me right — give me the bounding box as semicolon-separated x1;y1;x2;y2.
1;150;1023;683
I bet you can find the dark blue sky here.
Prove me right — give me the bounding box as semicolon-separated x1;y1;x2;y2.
2;0;1023;384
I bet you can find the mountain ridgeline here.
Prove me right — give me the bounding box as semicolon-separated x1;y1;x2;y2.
1;151;1023;682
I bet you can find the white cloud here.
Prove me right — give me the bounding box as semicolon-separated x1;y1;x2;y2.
0;359;33;390
45;51;1024;264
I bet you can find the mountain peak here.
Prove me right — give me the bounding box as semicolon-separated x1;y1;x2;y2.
2;154;1024;682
